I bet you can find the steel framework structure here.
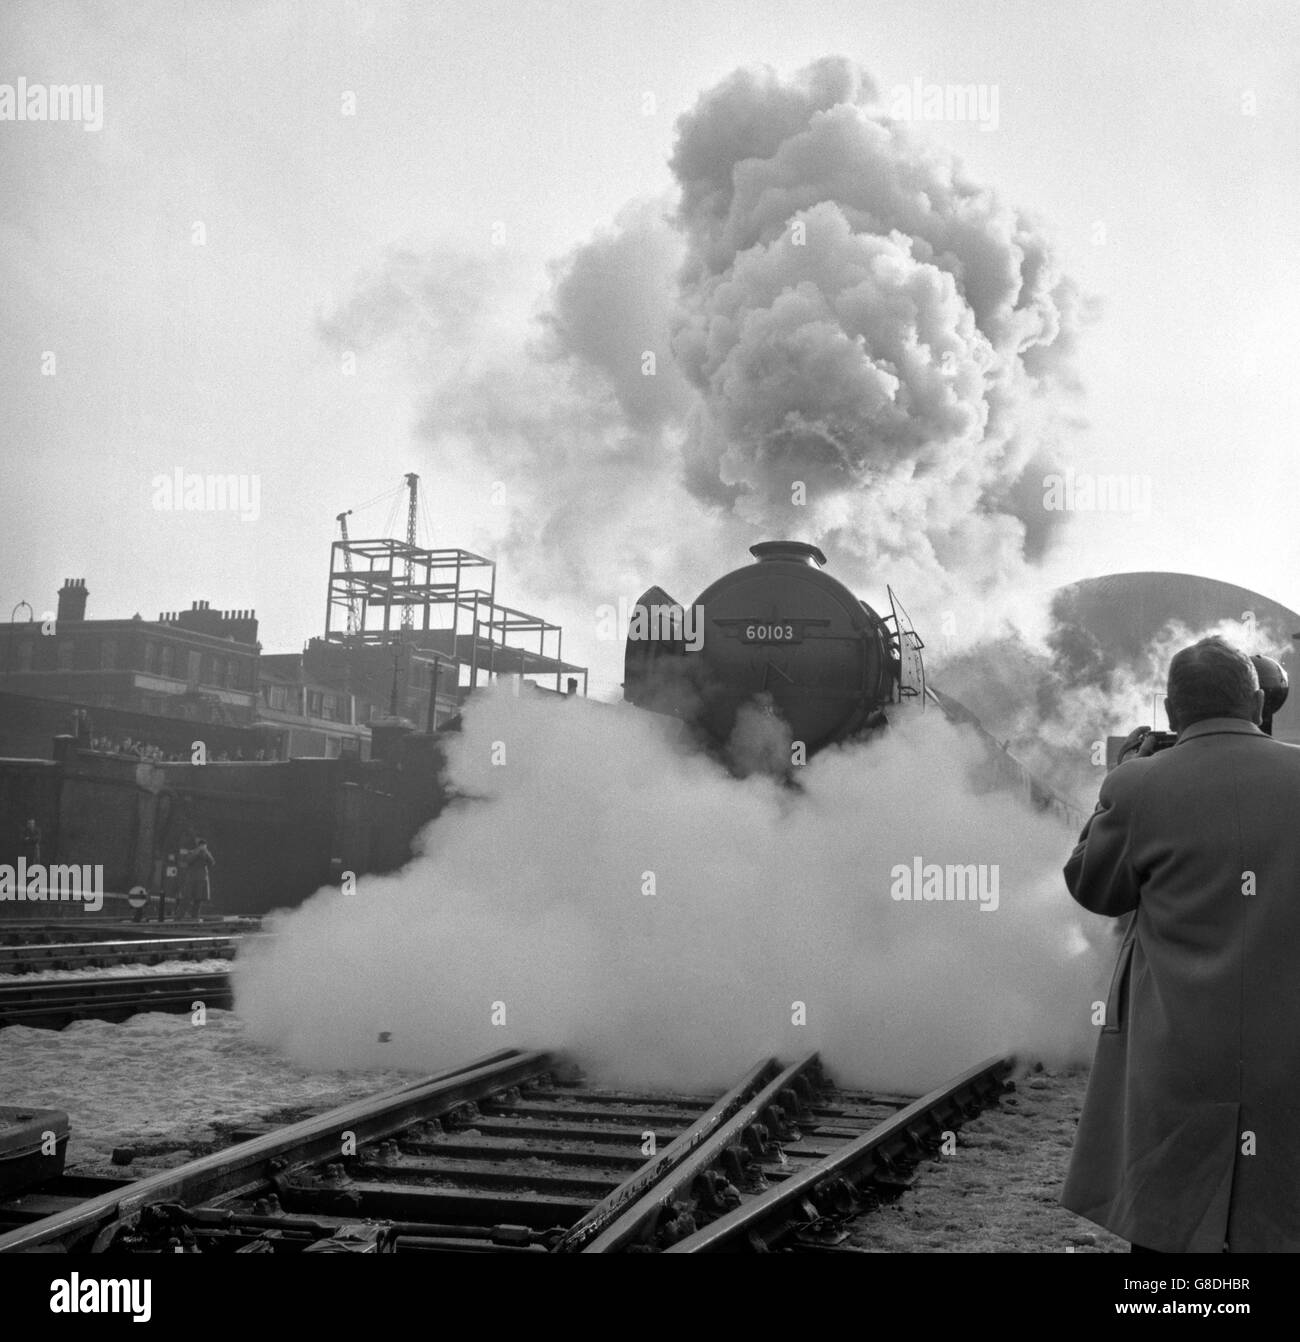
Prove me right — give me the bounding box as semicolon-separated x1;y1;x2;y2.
324;538;587;694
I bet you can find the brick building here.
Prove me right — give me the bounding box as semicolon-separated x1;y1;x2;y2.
3;581;260;727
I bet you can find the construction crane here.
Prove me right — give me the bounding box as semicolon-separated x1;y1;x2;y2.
402;473;419;630
336;510;360;636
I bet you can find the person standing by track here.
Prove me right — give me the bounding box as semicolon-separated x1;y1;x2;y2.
19;818;41;866
1061;636;1300;1252
177;836;215;920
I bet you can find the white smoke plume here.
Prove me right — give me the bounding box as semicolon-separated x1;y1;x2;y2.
669;57;1085;597
319;57;1087;620
237;689;1105;1094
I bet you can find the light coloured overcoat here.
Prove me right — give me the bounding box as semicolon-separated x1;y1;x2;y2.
1062;717;1300;1252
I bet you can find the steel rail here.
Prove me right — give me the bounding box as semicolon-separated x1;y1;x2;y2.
0;919;261;939
0;971;233;1027
553;1054;779;1252
582;1053;822;1253
0;1048;553;1252
0;935;247;972
666;1053;1013;1252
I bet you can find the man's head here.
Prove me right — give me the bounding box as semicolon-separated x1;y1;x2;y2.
1165;636;1263;732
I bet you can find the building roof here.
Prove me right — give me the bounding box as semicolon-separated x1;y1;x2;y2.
1053;571;1300;744
1052;572;1300;656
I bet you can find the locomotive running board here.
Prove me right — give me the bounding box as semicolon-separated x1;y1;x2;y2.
886;586;926;705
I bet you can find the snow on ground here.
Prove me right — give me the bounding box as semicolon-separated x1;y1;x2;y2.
845;1066;1127;1252
0;958;235;982
0;1010;416;1177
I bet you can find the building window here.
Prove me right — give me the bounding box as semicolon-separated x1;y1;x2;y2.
58;638;75;670
160;645;174;678
307;690;324;718
269;685;286;710
100;639;116;670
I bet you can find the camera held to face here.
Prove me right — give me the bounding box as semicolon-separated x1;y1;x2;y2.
1117;727;1178;764
1115;655;1290;767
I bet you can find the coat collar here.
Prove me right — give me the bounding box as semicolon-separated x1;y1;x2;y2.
1175;717;1267;744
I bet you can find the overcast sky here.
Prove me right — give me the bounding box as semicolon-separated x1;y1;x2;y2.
3;0;1297;698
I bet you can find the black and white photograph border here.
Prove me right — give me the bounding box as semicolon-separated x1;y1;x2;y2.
0;0;1295;1315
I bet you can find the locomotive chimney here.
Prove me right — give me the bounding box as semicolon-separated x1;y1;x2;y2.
748;541;827;567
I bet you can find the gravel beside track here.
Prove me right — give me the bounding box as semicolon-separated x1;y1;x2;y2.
844;1066;1127;1252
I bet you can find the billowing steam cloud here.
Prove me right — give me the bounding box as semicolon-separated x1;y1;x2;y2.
670;58;1083;590
237;690;1105;1093
277;60;1110;1095
319;57;1086;617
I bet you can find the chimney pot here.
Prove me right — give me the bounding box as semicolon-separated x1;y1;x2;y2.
57;578;89;623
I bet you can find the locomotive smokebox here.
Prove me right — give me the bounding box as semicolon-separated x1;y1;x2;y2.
623;542;924;758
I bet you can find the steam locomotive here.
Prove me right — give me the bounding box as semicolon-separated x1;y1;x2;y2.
622;540;926;756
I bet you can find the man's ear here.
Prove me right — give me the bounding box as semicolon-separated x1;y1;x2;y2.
1164;696;1180;733
1251;688;1265;726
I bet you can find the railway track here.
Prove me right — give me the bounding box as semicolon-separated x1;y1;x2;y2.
0;971;232;1029
0;1048;1011;1253
0;935;249;975
0;918;261;943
